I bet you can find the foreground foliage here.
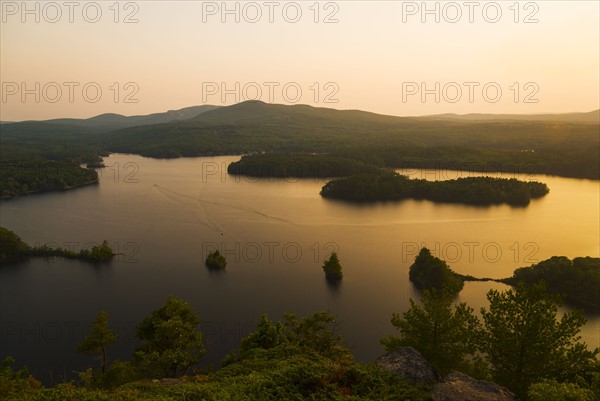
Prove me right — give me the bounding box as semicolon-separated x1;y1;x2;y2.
2;267;599;400
135;296;206;378
479;282;598;399
528;379;598;401
381;289;481;376
1;310;430;401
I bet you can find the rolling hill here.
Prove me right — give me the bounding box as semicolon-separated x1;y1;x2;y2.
1;105;221;136
427;110;600;124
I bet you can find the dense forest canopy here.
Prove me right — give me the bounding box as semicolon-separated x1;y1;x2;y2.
228;153;381;178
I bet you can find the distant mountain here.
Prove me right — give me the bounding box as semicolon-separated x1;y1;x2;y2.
5;102;598;129
190;100;407;127
101;101;598;162
45;105;222;129
3;105;221;135
425;110;600;124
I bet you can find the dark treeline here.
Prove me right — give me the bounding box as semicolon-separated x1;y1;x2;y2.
0;227;114;264
0;122;103;199
227;153;381;178
0;157;99;199
320;172;549;206
332;145;600;181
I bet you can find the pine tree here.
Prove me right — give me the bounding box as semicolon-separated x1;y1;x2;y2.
322;252;343;280
77;311;117;373
479;282;599;398
381;288;481;375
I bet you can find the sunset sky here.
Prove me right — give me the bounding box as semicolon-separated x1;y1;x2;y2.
1;0;598;120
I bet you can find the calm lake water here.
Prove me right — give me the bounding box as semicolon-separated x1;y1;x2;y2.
1;154;598;383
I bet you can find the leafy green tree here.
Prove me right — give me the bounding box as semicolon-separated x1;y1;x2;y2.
409;248;464;294
77;311;117;374
479;282;599;398
135;296;206;377
323;252;343;280
381;288;481;375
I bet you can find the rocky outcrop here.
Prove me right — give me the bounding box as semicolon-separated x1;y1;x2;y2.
432;371;517;401
378;348;518;401
376;347;437;384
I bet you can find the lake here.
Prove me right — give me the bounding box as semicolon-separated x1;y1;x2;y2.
1;154;598;383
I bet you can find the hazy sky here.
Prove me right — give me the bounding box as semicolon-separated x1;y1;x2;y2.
1;0;599;120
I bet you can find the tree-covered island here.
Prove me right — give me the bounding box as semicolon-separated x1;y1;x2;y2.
205;250;227;270
0;227;114;265
320;172;549;206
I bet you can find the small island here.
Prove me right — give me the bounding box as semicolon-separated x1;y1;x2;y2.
0;227;114;265
409;248;464;294
322;252;343;281
227;153;381;179
320;172;549;206
205;250;227;270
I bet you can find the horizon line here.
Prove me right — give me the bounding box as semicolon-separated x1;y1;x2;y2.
1;100;599;123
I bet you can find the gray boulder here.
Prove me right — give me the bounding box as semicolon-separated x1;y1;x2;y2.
432;371;518;401
376;347;437;384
